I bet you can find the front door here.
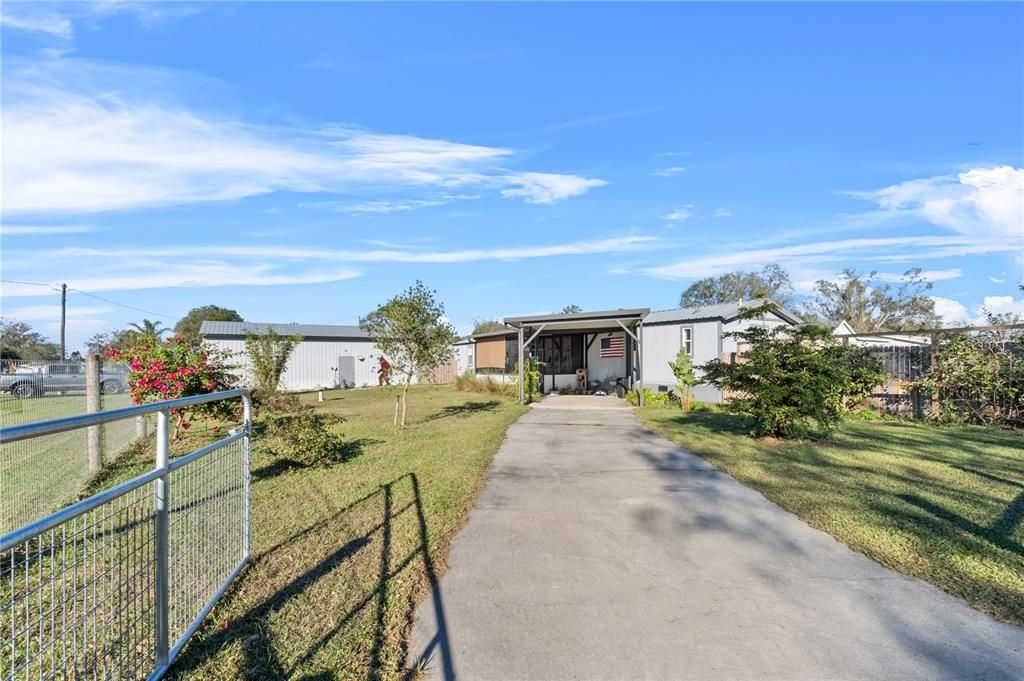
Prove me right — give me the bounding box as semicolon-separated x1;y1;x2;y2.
338;356;356;388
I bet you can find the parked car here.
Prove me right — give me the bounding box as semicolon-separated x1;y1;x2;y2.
0;362;128;398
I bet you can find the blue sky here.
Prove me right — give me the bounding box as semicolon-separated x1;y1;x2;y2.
2;1;1022;351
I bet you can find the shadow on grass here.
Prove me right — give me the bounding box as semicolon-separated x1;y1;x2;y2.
897;492;1024;558
252;438;382;481
426;400;501;422
169;473;454;681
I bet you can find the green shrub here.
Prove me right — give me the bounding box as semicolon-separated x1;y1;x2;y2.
700;307;884;438
626;387;678;408
260;395;347;466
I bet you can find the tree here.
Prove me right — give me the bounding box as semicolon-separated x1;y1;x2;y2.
87;329;135;355
472;319;509;335
361;281;459;426
700;304;884;437
680;264;793;308
244;329;301;394
128;319;171;340
175;305;243;339
106;335;237;437
560;304;582;314
800;268;940;332
0;319;60;360
668;347;700;411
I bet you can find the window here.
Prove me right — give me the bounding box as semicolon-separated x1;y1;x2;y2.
534;335;584;374
681;326;693;356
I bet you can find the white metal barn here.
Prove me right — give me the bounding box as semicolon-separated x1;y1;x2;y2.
199;321;384;392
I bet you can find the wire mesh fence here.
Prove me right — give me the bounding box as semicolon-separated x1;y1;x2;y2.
0;390;251;681
0;360;145;535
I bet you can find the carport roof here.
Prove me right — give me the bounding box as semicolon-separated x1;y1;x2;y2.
503;308;649;330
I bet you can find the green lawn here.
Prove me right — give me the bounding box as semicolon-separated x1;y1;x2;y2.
0;392;136;533
88;385;526;679
636;407;1024;626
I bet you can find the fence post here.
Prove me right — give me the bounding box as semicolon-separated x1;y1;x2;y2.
86;354;102;472
242;394;252;559
154;409;171;670
135;415;147;440
929;332;939;419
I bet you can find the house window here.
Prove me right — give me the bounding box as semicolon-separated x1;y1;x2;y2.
681;326;693;356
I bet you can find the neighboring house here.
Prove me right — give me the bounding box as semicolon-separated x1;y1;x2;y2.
467;299;801;403
200;321;383;391
831;320;930;347
452;338;475;376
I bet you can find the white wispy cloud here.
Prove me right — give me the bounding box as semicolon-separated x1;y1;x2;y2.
641;235;1020;280
0;5;73;37
3;236;655;296
663;206;693;223
874;268;962;283
713;208;733;218
499;172;607;204
303;194;479;215
1;224;99;235
651;166;687;177
848;165;1024;238
1;58;606;215
0;1;199;39
989;273;1007;284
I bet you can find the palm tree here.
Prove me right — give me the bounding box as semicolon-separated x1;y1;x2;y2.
128;319;170;340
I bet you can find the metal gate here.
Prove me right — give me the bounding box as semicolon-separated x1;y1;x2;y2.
0;389;252;680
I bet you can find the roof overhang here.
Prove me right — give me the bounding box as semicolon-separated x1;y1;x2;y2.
503;308;649;333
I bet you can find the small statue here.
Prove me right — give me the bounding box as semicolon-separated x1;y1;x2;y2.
377;356;392;386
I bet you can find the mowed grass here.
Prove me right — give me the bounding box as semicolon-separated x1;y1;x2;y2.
93;385;524;679
0;392;136;533
636;408;1024;625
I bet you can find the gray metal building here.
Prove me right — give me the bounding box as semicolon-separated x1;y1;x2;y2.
199;321;383;391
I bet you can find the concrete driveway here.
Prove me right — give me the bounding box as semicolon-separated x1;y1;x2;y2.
409;403;1024;680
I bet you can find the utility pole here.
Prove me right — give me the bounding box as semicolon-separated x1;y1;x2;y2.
60;283;67;361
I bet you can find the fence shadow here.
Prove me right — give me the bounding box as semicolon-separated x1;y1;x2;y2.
169;472;453;680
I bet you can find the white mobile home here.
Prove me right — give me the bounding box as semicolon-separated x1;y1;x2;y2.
467;299;800;403
641;299;800;402
200;321;383;391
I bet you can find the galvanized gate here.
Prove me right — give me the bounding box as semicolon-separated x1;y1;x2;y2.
0;389;252;680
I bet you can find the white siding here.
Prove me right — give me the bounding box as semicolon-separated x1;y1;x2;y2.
207;338;385;391
585;332;627;383
453;342;474;375
640;320;722;401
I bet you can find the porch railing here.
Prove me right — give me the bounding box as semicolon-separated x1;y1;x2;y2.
0;389;252;680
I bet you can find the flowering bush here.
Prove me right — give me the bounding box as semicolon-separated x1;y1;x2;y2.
106;334;238;435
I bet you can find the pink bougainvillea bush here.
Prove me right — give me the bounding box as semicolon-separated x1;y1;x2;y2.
106;334;238;435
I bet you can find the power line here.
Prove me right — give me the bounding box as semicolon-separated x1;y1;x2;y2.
1;279;62;292
66;288;174;320
1;280;174;320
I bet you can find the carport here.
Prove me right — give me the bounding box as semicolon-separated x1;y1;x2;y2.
503;308;650;405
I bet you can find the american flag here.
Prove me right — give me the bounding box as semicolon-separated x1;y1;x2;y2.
600;336;624;358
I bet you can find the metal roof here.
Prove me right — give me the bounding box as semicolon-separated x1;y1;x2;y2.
503;308;650;327
199;321;370;339
644;299;802;325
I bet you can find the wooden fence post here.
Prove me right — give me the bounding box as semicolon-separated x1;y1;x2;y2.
135;415;147;440
86;354;103;472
